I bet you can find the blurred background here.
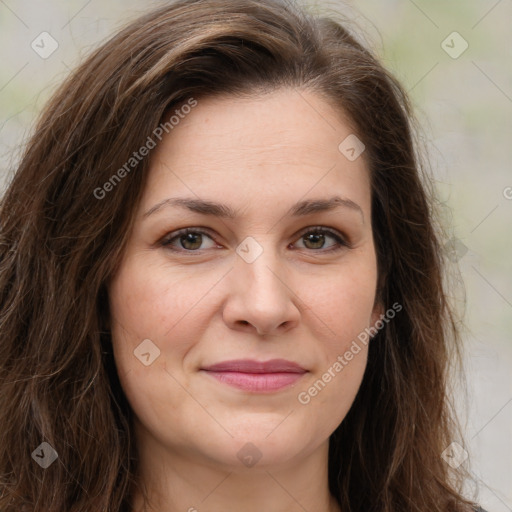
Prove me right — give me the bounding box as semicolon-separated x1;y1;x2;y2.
0;0;510;509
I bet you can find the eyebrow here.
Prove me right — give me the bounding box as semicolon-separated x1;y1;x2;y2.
143;195;364;221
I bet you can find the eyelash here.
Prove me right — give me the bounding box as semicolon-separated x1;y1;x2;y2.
160;226;350;254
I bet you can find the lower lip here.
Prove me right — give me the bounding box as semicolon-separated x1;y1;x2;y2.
202;371;305;392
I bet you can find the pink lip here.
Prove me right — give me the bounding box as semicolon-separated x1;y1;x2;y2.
201;359;307;392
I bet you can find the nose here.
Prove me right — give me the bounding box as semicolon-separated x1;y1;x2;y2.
222;240;301;337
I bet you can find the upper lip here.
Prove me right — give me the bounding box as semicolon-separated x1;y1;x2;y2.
201;359;307;373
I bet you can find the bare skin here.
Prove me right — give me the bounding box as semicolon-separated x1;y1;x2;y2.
108;87;383;512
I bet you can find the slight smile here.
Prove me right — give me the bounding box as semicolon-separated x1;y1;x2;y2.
200;359;308;392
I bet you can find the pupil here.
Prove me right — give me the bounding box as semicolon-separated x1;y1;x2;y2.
306;233;324;249
182;233;201;250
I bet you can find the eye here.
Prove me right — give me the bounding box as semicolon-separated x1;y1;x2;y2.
160;226;350;253
293;226;349;252
161;228;218;251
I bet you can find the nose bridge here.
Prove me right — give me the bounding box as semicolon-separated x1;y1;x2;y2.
235;234;285;299
225;234;299;335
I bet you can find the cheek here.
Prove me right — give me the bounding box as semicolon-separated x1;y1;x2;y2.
109;256;206;341
108;257;179;373
295;276;372;435
107;253;229;384
107;257;208;444
299;255;378;355
296;344;368;444
291;255;376;427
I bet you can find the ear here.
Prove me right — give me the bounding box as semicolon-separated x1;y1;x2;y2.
369;268;387;332
369;300;385;330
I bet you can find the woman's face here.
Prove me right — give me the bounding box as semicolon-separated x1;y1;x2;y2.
108;88;382;471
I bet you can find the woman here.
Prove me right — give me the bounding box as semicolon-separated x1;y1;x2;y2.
0;0;482;511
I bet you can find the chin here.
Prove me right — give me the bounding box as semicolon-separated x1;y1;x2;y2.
192;425;314;471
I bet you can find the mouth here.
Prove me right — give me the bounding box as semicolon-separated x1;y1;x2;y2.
200;359;308;392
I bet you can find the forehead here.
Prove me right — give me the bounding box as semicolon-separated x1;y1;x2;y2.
141;88;371;218
157;89;358;158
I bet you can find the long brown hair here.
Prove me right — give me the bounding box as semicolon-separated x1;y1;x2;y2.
0;0;477;511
